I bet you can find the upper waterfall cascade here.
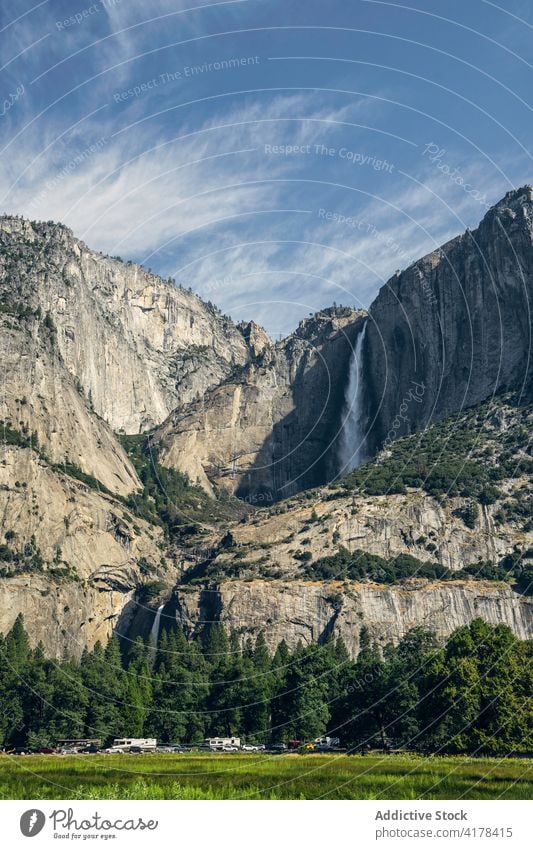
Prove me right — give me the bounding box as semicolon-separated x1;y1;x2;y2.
338;320;368;473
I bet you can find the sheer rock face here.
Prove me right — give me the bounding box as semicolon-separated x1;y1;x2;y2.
152;188;533;500
155;308;366;501
0;447;177;658
364;187;533;452
0;576;137;660
0;322;138;496
174;580;533;656
0;216;251;435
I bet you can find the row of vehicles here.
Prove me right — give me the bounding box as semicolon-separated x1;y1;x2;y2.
201;736;341;753
288;736;341;753
6;738;159;756
5;735;342;755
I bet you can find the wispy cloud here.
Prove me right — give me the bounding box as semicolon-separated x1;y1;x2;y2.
0;0;530;334
0;87;517;334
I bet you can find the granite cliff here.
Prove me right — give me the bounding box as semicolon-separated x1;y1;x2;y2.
0;216;253;435
0;193;532;657
173;579;533;656
0;215;257;654
363;186;533;453
154;307;366;501
165;397;532;653
0;445;174;658
154;186;533;498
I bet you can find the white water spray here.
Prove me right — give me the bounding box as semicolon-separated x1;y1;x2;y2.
149;603;164;649
338;320;368;473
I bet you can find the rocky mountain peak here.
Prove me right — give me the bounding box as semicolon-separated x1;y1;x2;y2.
237;320;272;358
490;184;533;213
293;305;364;341
0;215;258;434
363;185;533;453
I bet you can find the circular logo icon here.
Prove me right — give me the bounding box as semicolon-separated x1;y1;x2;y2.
20;810;46;837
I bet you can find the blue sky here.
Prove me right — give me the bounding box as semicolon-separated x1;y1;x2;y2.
0;0;532;335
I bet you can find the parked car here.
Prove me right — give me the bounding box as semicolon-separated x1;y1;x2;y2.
267;743;287;752
241;744;260;752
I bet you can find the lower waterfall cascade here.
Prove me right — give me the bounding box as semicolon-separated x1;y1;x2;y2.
149;603;165;649
338;320;368;474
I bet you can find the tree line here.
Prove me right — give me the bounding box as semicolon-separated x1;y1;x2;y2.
0;615;531;755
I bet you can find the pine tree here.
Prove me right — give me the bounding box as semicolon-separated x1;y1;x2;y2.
239;631;274;741
47;658;88;740
80;638;126;743
122;638;152;735
5;614;30;670
0;633;24;746
340;634;386;751
22;643;53;747
147;628;208;743
0;615;529;757
274;644;331;742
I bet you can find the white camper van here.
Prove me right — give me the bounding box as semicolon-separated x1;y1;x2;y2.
109;738;157;753
204;737;241;751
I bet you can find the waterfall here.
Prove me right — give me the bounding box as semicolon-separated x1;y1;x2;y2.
149;603;164;649
338;320;368;474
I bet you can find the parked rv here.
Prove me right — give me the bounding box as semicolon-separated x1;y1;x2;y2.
112;738;157;752
204;736;241;751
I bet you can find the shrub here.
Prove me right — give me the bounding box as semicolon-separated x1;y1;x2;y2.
452;502;479;529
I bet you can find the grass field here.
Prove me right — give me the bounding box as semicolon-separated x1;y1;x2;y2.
0;753;532;800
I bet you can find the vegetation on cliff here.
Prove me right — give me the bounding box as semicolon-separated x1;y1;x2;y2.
337;396;532;513
118;433;250;542
303;547;533;593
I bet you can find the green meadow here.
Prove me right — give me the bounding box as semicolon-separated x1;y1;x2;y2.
1;753;531;800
